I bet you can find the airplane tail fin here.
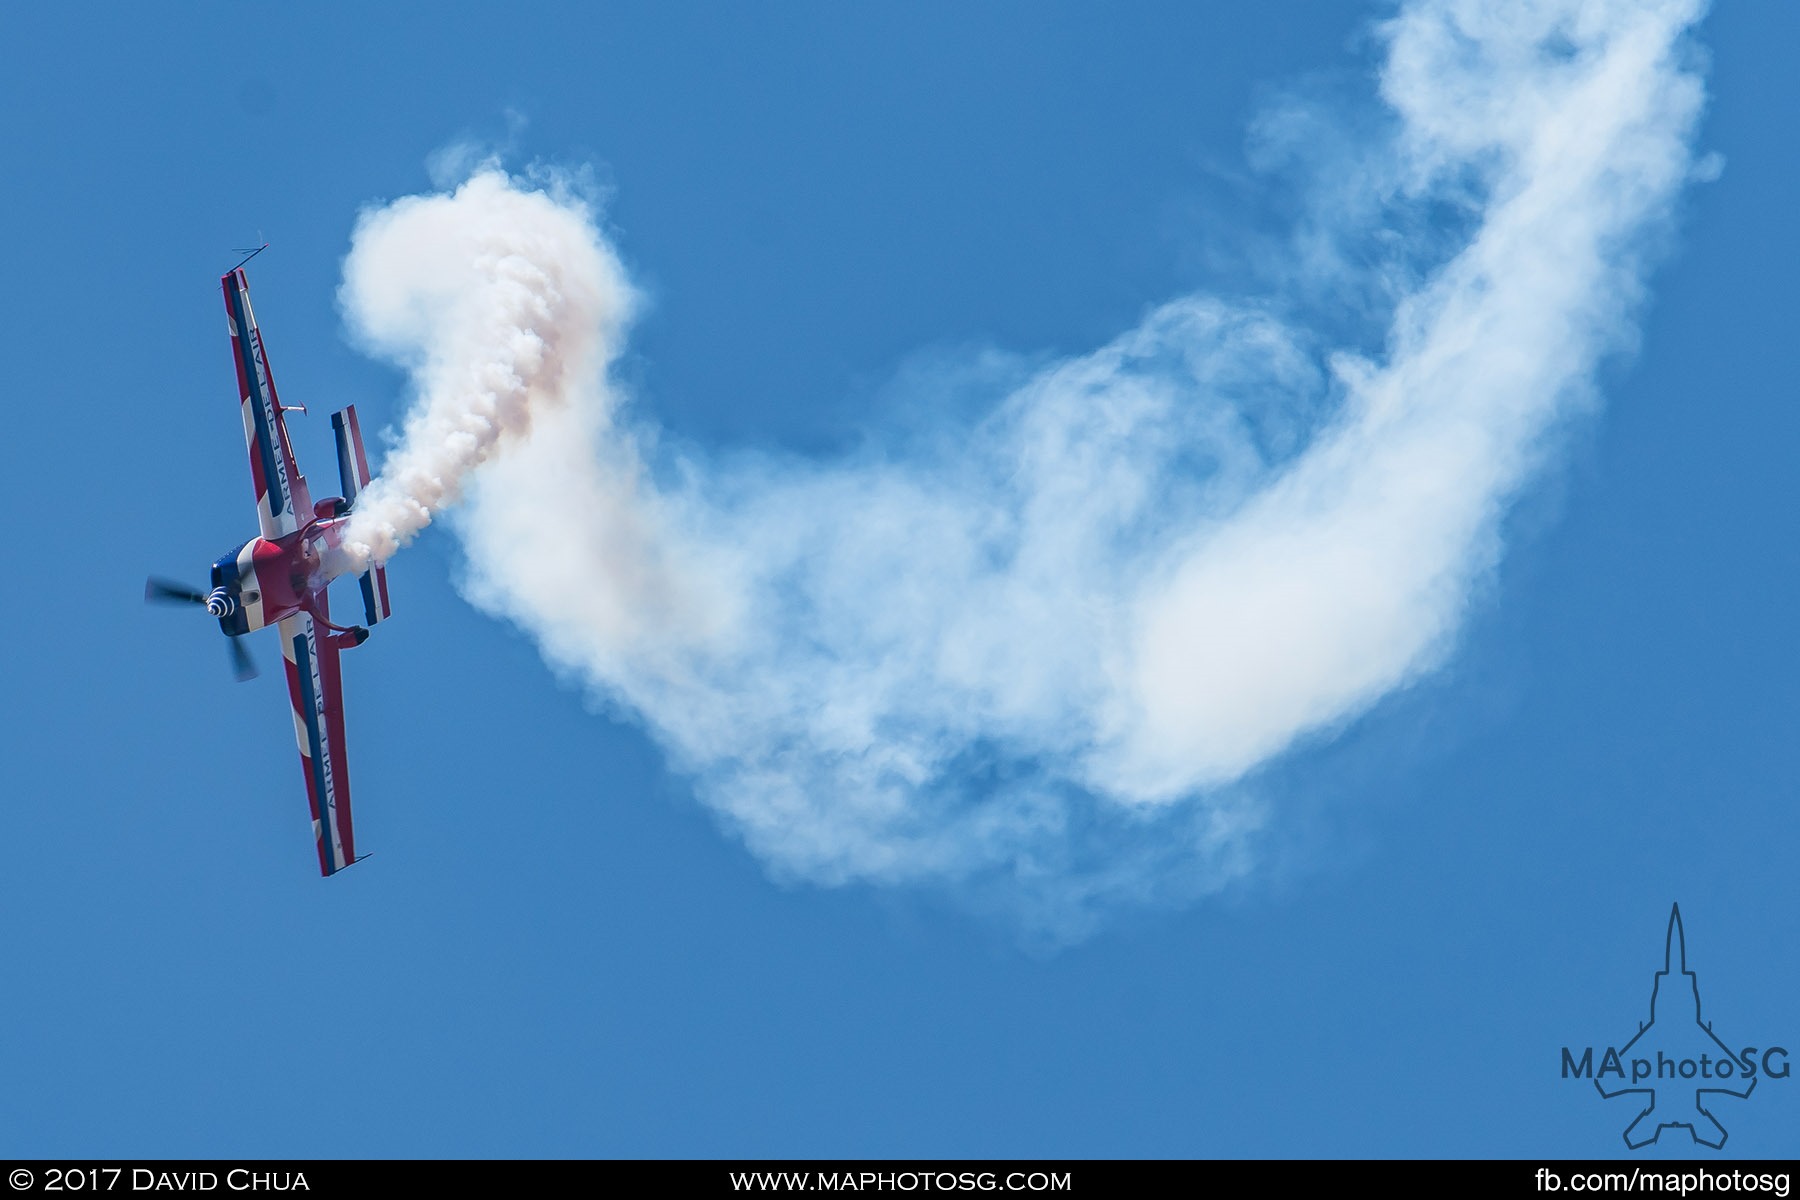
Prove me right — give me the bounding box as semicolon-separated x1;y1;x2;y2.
331;405;393;626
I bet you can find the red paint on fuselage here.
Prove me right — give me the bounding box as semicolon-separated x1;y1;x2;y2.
241;512;356;631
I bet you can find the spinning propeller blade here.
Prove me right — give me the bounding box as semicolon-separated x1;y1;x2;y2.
145;577;208;605
228;636;258;683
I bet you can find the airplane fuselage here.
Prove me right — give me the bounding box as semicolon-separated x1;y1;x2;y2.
210;502;359;639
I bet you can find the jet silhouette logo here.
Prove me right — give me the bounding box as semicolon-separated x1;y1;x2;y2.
1561;905;1789;1149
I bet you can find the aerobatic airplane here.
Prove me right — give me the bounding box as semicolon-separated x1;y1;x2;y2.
147;261;392;876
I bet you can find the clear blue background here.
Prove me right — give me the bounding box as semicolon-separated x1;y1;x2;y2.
2;1;1794;1158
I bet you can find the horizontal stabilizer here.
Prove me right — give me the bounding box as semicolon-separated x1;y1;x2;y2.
331;405;373;502
358;565;392;626
331;404;393;626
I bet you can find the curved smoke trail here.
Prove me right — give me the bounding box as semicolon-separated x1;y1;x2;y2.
338;0;1710;931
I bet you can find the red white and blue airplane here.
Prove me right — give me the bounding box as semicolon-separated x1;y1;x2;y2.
147;262;392;876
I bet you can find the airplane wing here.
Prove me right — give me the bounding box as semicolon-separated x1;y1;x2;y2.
223;268;312;540
277;611;359;875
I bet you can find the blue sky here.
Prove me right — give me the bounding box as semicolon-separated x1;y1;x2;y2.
4;0;1798;1158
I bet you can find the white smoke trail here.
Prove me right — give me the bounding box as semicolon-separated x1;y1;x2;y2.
339;0;1710;930
335;173;636;569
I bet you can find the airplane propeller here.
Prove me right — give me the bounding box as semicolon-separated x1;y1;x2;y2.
144;576;258;682
145;577;209;605
227;635;257;683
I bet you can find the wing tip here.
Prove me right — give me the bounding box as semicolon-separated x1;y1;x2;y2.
320;852;372;879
